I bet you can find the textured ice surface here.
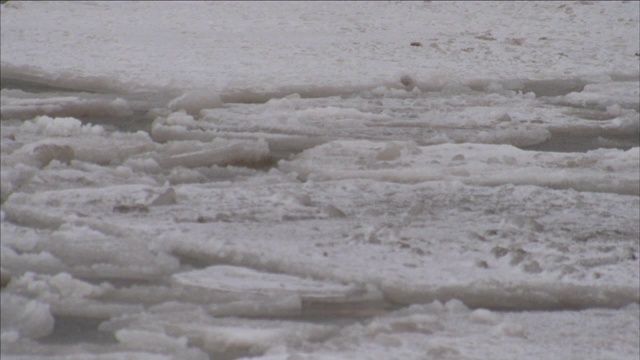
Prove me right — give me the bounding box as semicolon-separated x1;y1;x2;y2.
2;1;638;93
1;1;639;359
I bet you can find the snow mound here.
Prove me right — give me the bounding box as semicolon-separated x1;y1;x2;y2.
20;116;104;137
1;293;54;341
168;89;223;116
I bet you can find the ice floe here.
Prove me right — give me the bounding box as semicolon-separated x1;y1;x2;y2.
1;1;638;359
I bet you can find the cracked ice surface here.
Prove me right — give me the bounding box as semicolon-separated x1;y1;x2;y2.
1;1;639;359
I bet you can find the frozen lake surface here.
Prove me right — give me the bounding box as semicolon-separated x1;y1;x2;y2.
1;1;639;359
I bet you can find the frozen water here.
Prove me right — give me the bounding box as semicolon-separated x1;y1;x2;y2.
1;1;639;359
280;141;639;195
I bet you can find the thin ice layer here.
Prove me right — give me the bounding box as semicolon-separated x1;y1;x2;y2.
172;265;361;301
280;141;639;195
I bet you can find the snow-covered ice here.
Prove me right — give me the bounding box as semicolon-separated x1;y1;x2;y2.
1;1;639;359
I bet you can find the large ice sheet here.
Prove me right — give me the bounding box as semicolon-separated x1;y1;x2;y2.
243;301;640;360
1;2;638;94
3;171;637;309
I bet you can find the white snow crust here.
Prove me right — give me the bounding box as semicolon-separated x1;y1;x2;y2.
1;1;639;359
